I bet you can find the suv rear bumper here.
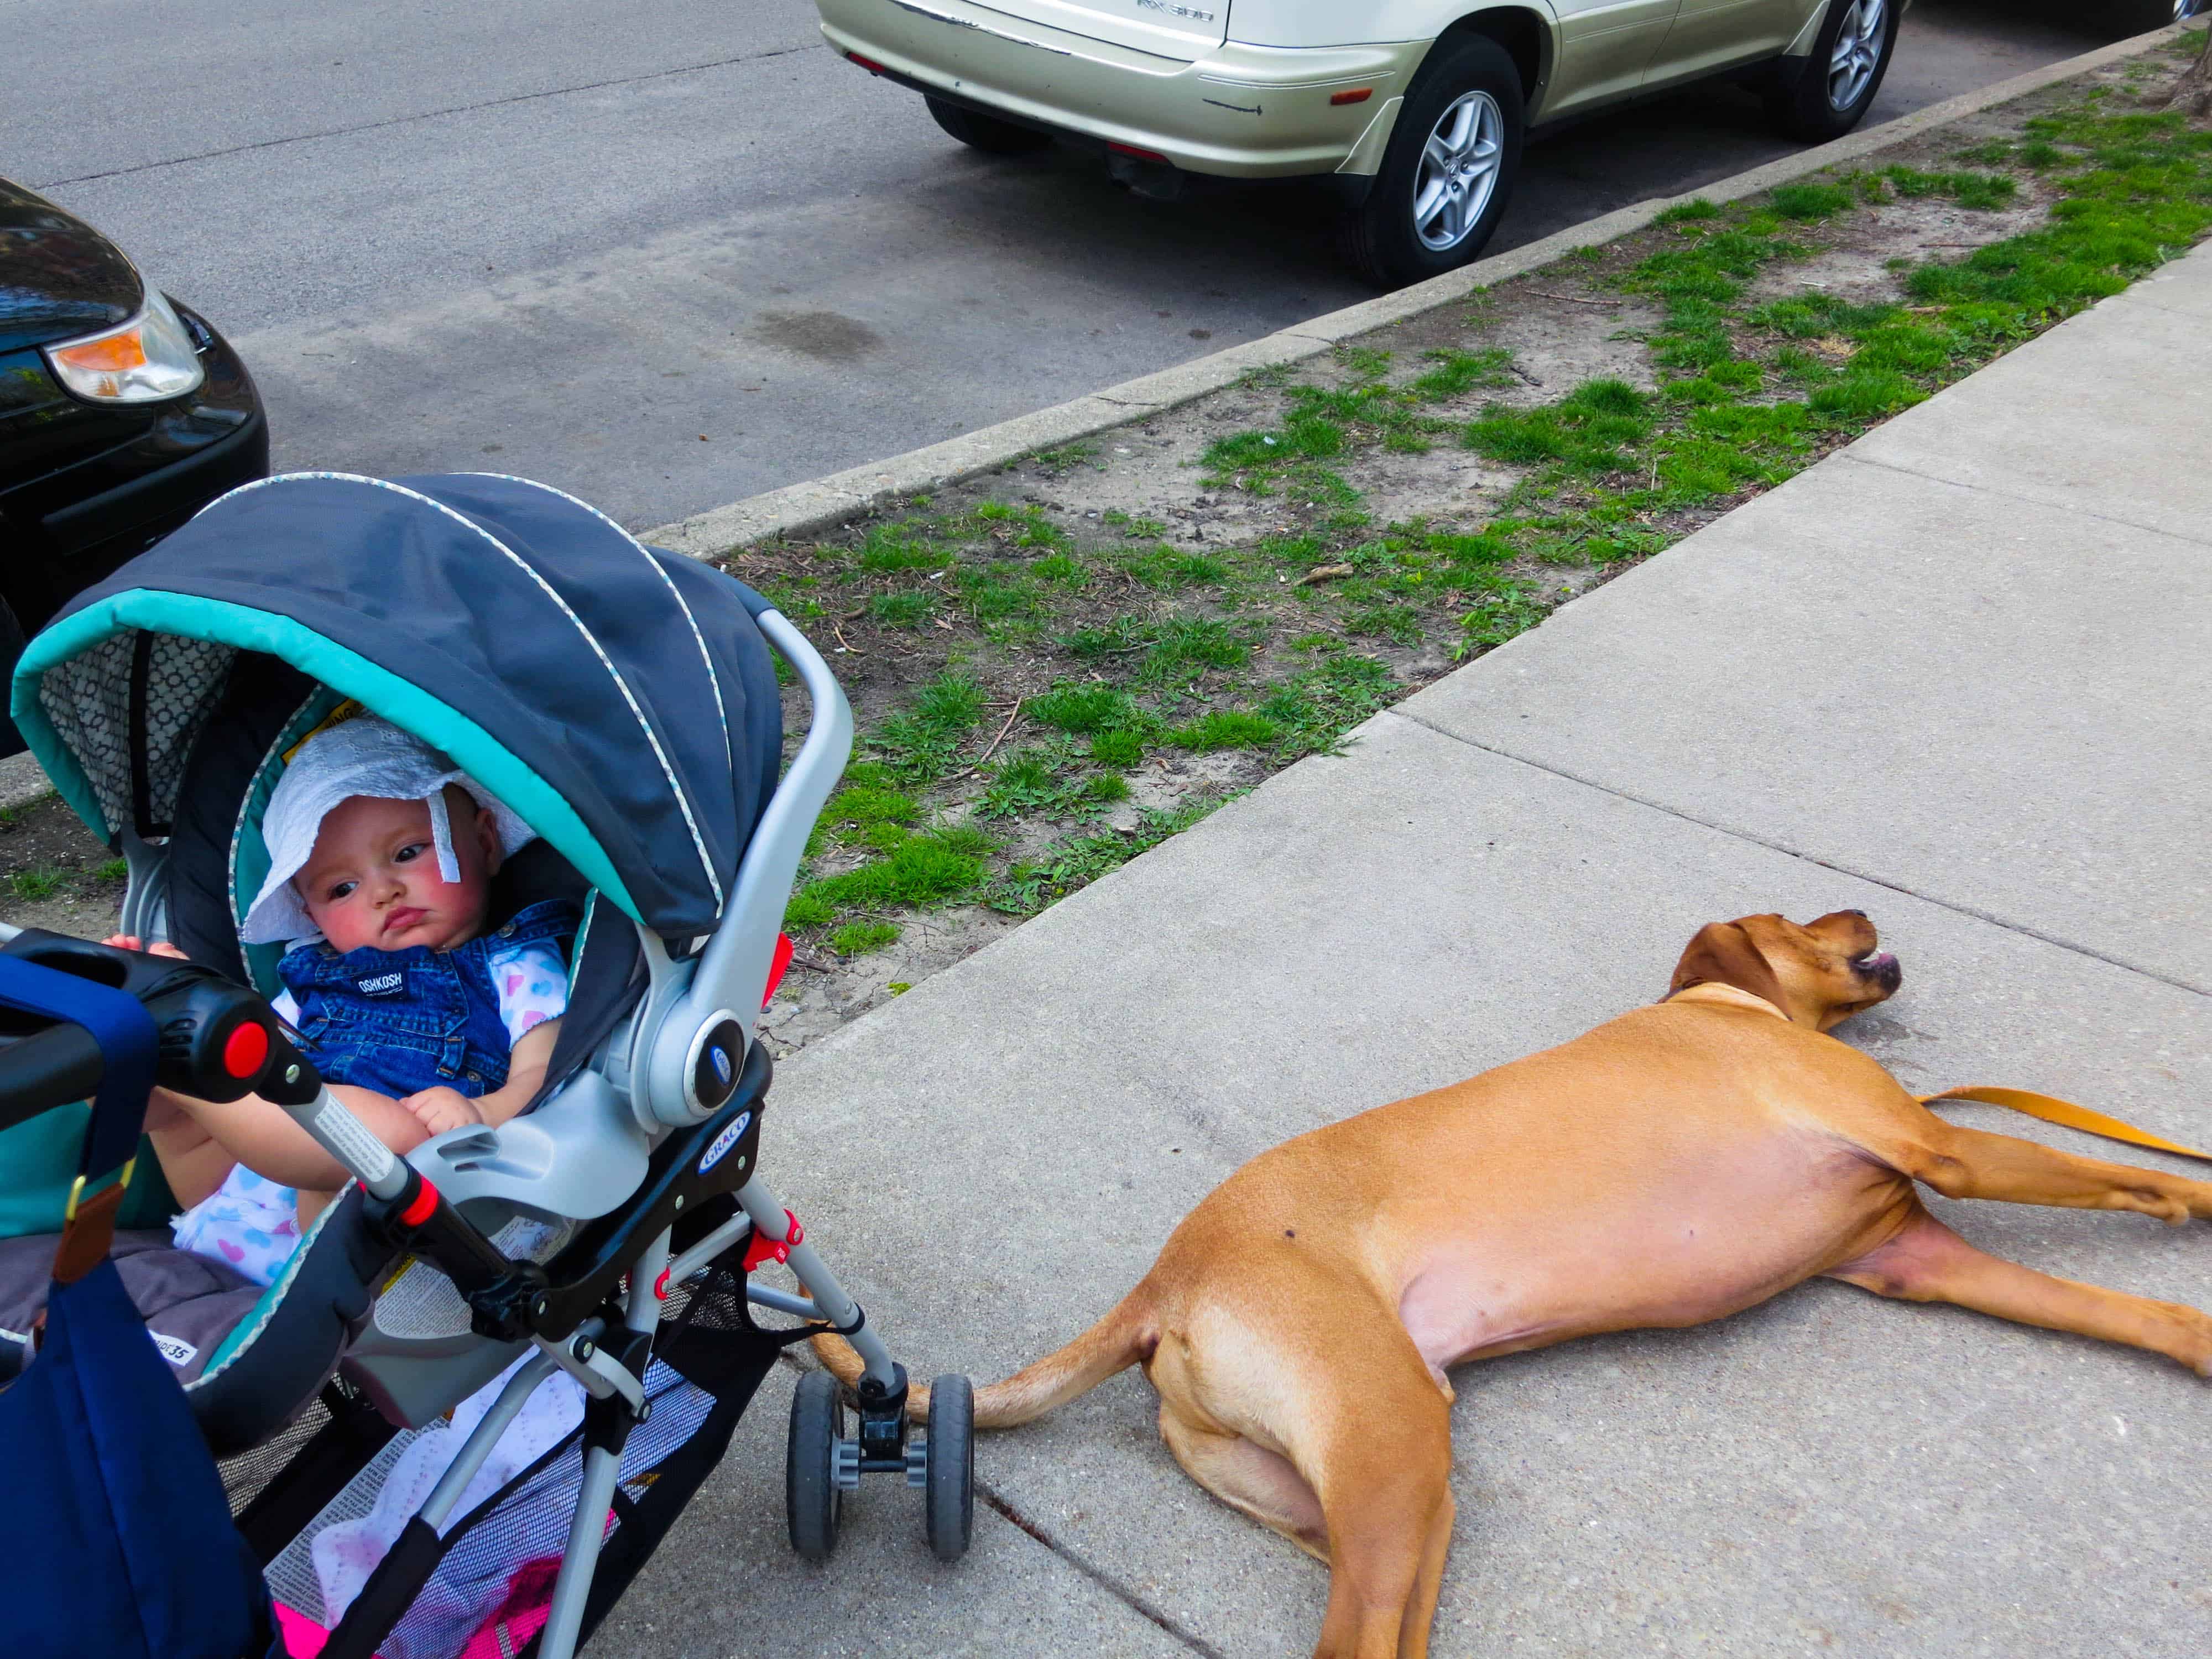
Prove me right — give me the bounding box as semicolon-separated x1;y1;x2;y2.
818;0;1423;178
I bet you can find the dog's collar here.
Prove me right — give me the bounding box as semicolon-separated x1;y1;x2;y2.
1663;982;1790;1021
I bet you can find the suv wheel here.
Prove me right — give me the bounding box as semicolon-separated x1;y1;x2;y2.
1338;35;1525;289
2113;0;2208;29
925;95;1053;155
1770;0;1897;143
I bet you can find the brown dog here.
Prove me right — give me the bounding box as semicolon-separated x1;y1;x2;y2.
820;911;2212;1659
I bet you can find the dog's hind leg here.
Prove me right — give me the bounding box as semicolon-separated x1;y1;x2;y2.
1829;1206;2212;1375
1156;1285;1457;1658
1297;1349;1457;1659
1158;1403;1330;1561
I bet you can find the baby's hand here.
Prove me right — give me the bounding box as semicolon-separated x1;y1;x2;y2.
402;1087;484;1136
101;934;188;959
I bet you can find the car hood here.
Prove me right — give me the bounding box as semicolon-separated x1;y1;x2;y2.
0;177;142;354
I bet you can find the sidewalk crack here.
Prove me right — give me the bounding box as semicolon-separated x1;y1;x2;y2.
1380;709;2211;1000
1830;452;2212;554
34;43;827;190
980;1483;1227;1658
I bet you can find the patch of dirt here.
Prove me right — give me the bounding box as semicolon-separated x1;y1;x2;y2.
1743;189;2054;307
0;795;124;940
1373;290;1667;402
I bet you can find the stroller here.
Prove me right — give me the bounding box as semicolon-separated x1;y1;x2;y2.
0;472;971;1657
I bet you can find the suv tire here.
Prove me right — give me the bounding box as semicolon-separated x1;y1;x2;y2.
926;95;1053;155
1770;0;1898;143
2115;0;2209;30
1338;34;1525;289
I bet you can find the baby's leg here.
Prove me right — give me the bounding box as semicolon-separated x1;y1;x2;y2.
174;1083;427;1194
145;1104;244;1212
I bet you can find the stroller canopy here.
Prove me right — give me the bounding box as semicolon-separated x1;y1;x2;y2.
9;473;784;938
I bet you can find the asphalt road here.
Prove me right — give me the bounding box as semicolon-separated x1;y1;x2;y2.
1;1;2153;533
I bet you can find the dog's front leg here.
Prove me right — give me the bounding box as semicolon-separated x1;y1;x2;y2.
1828;1207;2212;1375
1873;1117;2212;1224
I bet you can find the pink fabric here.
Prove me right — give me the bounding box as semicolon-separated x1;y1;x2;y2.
455;1556;565;1658
273;1601;335;1657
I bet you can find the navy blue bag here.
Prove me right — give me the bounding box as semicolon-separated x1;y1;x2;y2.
0;954;283;1658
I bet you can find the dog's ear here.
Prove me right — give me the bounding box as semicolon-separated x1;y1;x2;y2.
1668;921;1790;1011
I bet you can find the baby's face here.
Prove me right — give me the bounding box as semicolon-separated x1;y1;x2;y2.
296;788;499;953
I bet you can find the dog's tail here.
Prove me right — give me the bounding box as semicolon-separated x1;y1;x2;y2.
809;1285;1155;1428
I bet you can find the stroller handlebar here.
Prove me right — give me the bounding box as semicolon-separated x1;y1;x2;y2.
0;1019;107;1133
0;930;313;1129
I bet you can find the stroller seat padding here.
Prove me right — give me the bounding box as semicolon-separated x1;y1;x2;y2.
0;1227;259;1385
0;1186;396;1456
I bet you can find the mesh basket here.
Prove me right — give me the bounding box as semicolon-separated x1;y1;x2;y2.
236;1241;784;1659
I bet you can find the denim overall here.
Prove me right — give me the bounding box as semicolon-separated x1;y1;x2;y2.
276;899;577;1099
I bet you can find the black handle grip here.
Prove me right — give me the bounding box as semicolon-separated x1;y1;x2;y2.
0;1021;107;1133
0;931;320;1110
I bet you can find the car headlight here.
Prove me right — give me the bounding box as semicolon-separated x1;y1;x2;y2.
43;286;207;403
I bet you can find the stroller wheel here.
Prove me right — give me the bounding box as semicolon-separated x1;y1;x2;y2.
787;1370;846;1560
924;1373;975;1562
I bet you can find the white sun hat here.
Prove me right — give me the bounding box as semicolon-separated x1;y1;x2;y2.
241;714;535;946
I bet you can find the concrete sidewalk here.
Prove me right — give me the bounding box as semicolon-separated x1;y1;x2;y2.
602;245;2212;1657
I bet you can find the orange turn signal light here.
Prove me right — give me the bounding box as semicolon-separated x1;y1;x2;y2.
1330;87;1374;106
49;332;151;375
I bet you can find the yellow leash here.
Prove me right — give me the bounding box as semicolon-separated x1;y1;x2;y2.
1919;1086;2212;1164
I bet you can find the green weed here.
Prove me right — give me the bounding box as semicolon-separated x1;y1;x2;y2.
1880;165;2017;210
1453;580;1548;658
870;591;933;627
1409;347;1516;400
1089;729;1146;769
858;524;944;573
978;749;1093;820
829;921;901;956
1465;377;1651;474
799;832;987;912
987;797;1228;915
1027;442;1099;473
1164;710;1280;752
7;867;64;902
1028;683;1141;735
1140;618;1252;685
1770;181;1854;220
1117;544;1231;589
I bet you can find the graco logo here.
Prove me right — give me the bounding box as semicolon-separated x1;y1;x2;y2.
697;1112;753;1175
356;972;404;996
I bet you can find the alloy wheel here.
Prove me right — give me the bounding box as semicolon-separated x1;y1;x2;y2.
1412;91;1504;253
1827;0;1885;113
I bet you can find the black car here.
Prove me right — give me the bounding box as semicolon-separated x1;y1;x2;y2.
1;176;268;754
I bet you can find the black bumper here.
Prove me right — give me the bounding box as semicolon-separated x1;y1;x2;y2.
0;298;270;614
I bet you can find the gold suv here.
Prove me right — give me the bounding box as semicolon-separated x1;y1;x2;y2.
815;0;1907;284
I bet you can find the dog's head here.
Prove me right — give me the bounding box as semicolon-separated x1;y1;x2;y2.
1666;911;1901;1030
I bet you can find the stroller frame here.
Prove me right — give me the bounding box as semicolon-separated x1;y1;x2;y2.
1;482;957;1658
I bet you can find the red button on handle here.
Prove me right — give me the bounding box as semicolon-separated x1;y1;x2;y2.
222;1021;270;1080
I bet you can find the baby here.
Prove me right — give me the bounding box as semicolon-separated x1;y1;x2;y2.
117;715;576;1285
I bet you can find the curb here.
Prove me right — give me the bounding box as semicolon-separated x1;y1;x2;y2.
644;22;2193;559
0;752;48;813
